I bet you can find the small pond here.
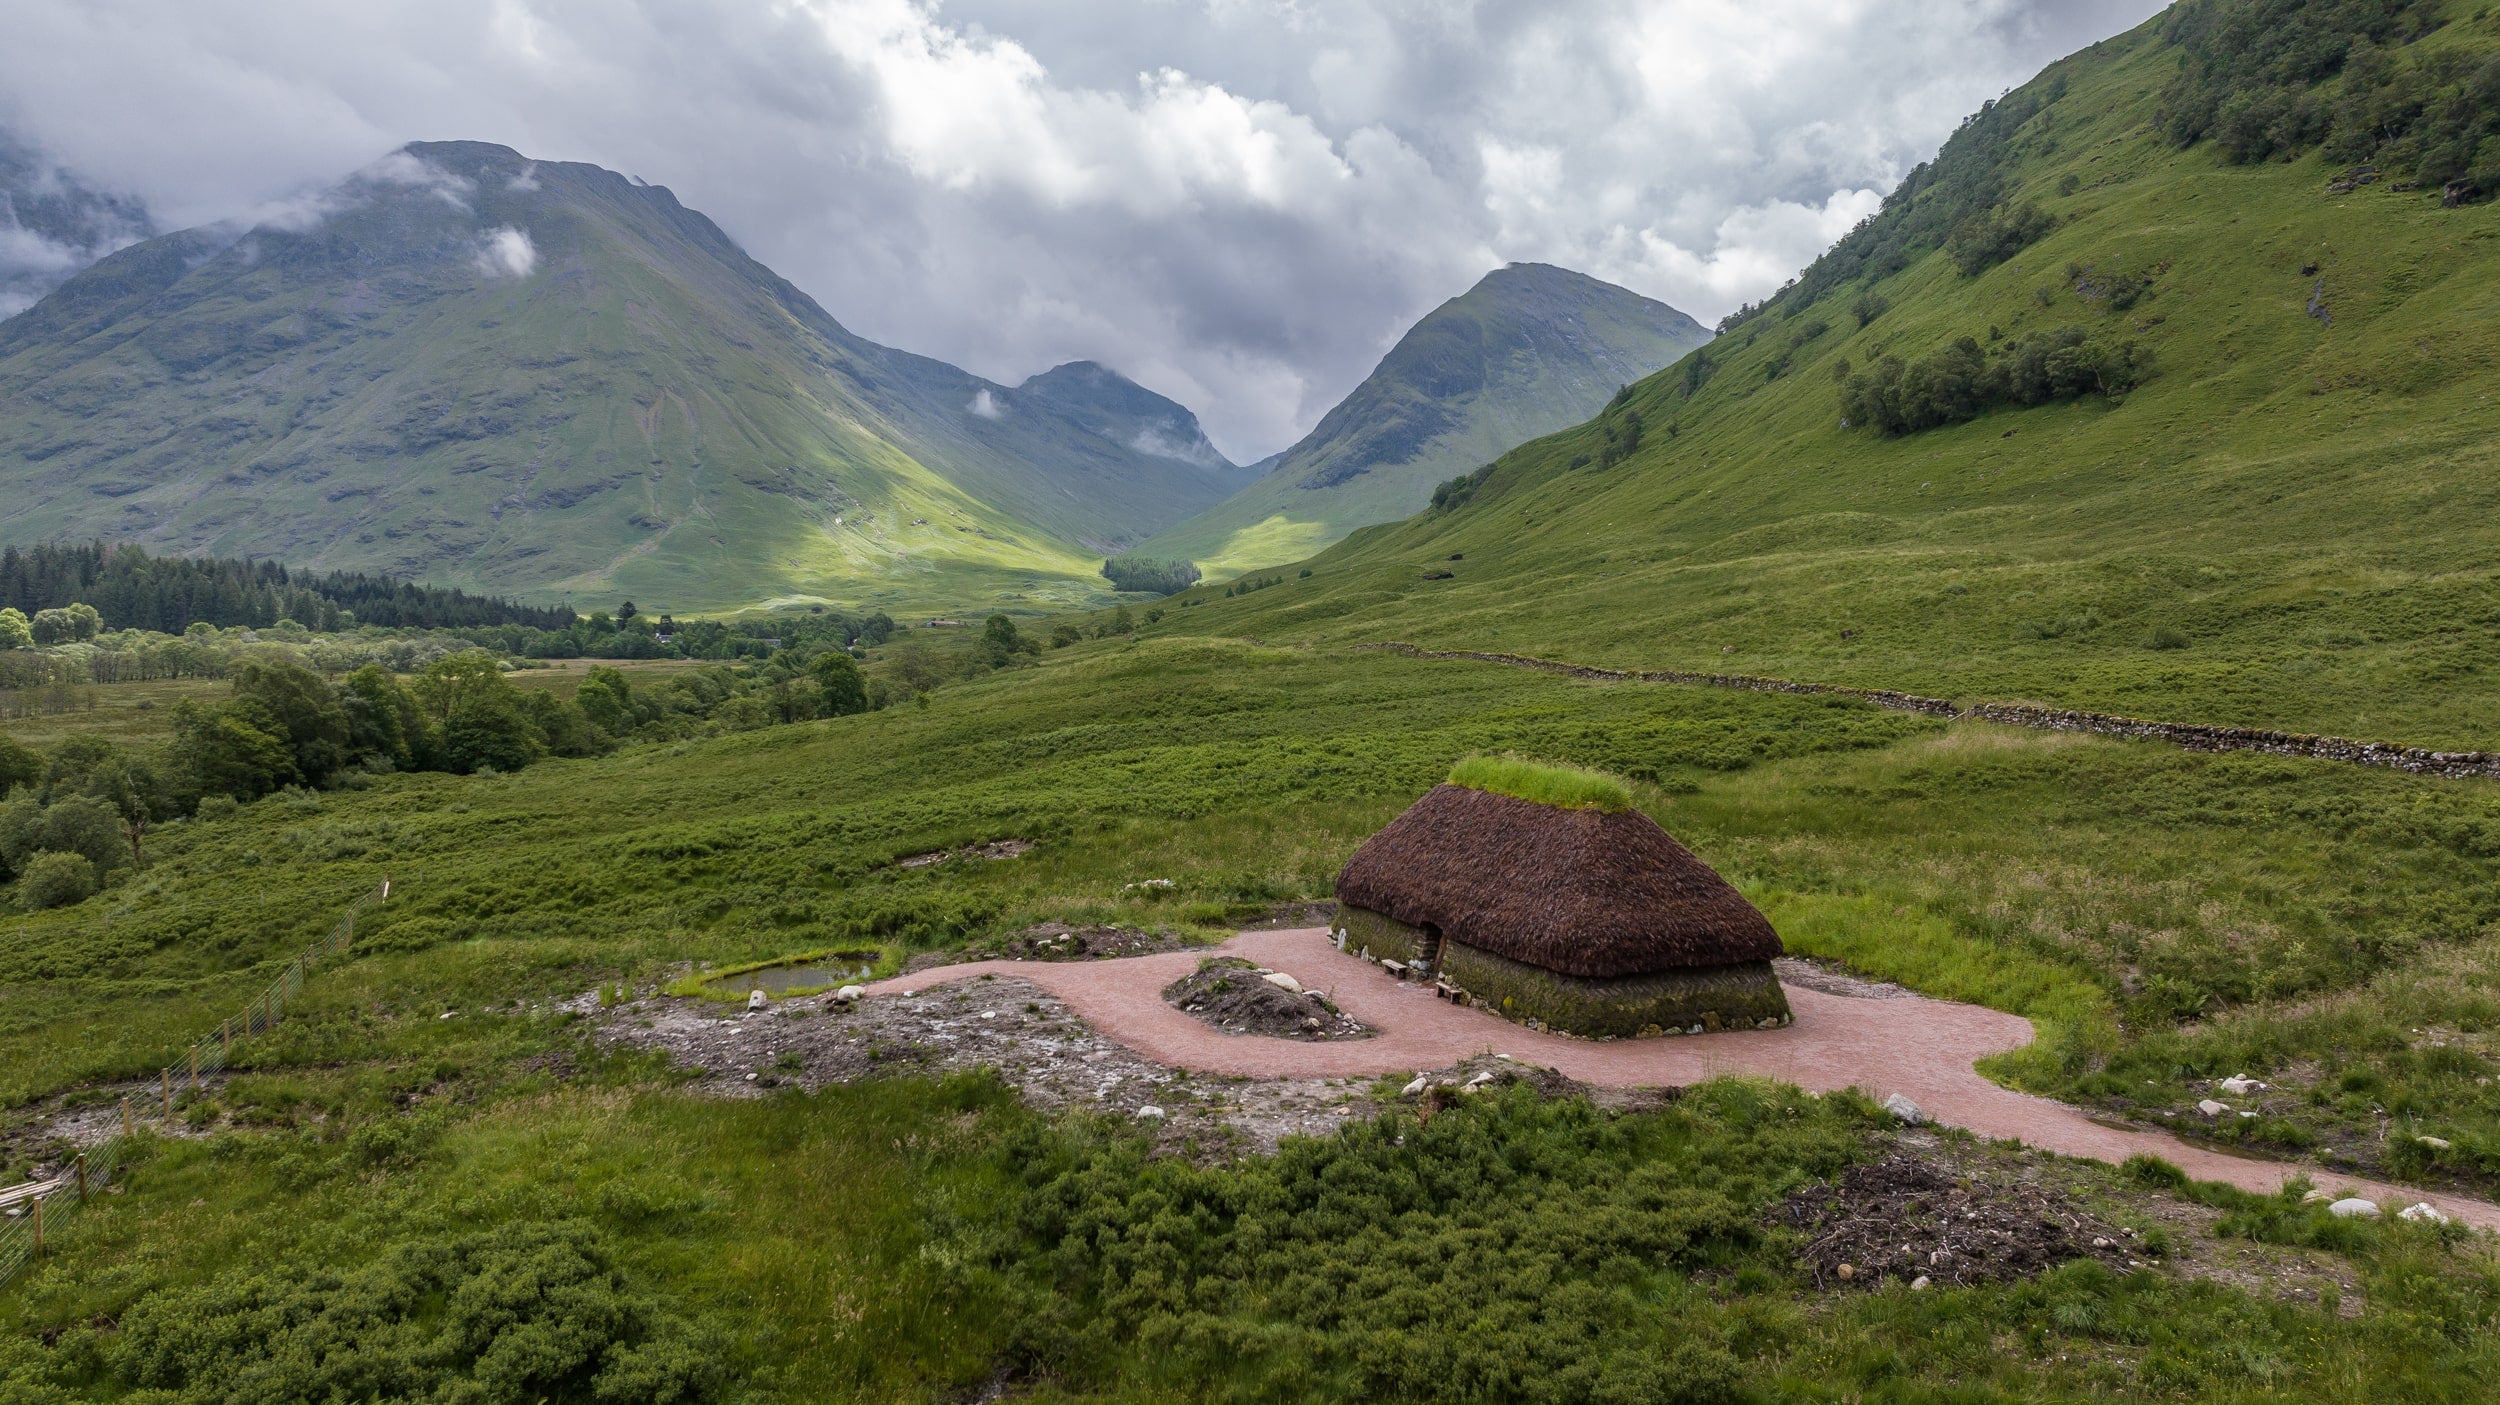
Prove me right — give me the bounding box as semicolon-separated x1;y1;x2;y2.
707;951;882;996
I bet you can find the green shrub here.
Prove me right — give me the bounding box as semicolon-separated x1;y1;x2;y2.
108;1219;721;1404
194;792;242;822
2147;624;2191;650
16;849;97;910
1841;326;2150;436
1446;754;1634;812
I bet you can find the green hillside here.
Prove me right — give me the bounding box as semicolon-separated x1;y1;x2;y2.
1186;3;2500;750
0;142;1241;616
1134;262;1709;579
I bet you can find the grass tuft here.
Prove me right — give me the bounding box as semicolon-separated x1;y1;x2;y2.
1445;753;1634;812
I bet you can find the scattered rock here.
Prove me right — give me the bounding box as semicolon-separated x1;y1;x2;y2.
2399;1202;2449;1224
1401;1075;1429;1097
1881;1093;1927;1125
833;985;864;1002
2417;1135;2452;1150
2197;1099;2228;1117
898;839;1034;869
1161;957;1372;1041
1136;1105;1165;1121
2328;1198;2381;1219
1910;1275;1931;1290
2301;1189;2335;1205
747;990;769;1012
2218;1075;2267;1096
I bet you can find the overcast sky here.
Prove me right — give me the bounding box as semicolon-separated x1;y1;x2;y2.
1;0;2166;461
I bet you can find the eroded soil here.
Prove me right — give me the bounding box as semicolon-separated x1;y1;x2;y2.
592;976;1392;1154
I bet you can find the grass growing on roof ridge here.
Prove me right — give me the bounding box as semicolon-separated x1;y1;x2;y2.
1445;753;1634;812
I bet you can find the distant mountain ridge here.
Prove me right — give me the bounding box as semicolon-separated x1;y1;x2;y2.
1018;360;1249;485
1135;262;1711;577
0;130;155;319
0;140;1238;613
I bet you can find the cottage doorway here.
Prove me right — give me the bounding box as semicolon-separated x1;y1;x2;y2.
1417;922;1445;977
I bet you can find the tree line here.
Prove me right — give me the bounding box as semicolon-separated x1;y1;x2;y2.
0;542;576;634
0;643;879;910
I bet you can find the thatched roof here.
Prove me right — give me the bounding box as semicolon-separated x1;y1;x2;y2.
1334;783;1781;978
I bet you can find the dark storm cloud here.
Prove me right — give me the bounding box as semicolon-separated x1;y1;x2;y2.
0;0;2167;459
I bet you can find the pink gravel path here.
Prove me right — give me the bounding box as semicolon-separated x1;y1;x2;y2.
870;927;2499;1230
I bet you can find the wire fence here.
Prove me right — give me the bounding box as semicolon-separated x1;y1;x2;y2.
0;877;390;1292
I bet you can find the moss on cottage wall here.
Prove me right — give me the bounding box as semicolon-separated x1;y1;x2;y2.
1441;943;1791;1039
1337;904;1424;964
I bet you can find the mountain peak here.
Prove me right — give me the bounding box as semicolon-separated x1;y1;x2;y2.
0;128;156;319
1131;262;1709;576
1020;360;1243;482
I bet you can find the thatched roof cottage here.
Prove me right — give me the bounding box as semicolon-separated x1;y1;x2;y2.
1332;761;1791;1038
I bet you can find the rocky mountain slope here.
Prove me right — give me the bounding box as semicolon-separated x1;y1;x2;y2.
0;141;1240;613
1135;262;1709;577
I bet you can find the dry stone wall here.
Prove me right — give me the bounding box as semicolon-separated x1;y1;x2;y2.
1359;643;2500;781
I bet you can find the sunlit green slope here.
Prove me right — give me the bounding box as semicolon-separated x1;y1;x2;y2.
0;142;1242;616
1134;263;1708;579
1182;4;2500;748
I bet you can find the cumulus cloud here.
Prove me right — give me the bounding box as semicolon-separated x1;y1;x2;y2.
473;225;536;278
0;0;2167;457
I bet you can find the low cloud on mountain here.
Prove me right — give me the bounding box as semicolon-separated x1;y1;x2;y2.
0;0;2162;458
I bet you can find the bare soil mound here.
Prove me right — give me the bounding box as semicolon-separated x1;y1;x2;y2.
1164;958;1373;1040
1775;1151;2136;1288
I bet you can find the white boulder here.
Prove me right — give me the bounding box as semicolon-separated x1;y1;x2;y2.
2399;1202;2450;1224
833;985;864;1002
2218;1074;2267;1096
2328;1198;2382;1219
1263;972;1304;993
2197;1099;2229;1117
2418;1135;2452;1150
747;989;768;1011
1881;1093;1928;1125
1401;1075;1429;1097
1135;1105;1166;1121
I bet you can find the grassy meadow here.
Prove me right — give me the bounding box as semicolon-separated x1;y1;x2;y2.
7;636;2500;1399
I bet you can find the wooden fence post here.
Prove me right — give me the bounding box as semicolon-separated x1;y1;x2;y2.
121;1097;133;1139
30;1196;40;1257
222;1019;231;1058
161;1069;172;1120
188;1044;199;1089
73;1155;86;1201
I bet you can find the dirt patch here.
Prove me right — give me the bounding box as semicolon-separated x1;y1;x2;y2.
1163;958;1373;1041
1240;901;1339;930
902;925;1205;974
1776;1148;2136;1288
1774;955;1914;1000
591;977;1385;1155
